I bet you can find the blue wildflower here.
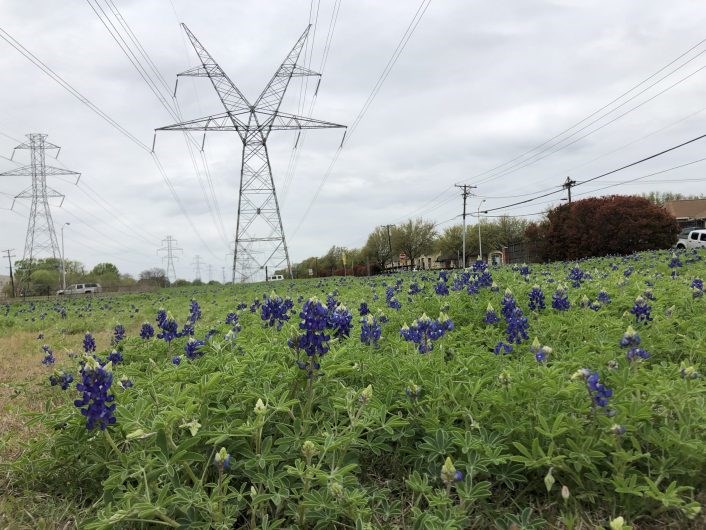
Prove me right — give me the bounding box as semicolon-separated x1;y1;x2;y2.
73;356;116;431
630;296;653;324
360;314;382;348
119;376;133;390
493;341;513;355
358;302;370;316
49;370;73;390
107;350;123;365
171;355;182;365
112;324;125;345
668;253;682;268
528;285;545;311
329;305;353;339
83;332;96;353
506;307;529;344
597;290;611;304
400;313;453;354
568;266;585;288
140;322;154;339
552;285;571;311
484;303;500;325
435;281;449;296
156;311;179;342
261;292;294;330
500;289;517;320
41;344;55;365
573;369;613;410
619;326;640;348
408;282;422;295
184;338;206;360
188;299;202;323
225;312;238;325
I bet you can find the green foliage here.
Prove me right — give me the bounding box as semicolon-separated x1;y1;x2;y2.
2;249;706;528
393;218;437;264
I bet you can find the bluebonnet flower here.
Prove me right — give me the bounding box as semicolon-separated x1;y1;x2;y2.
156;311;179;342
441;457;463;487
630;296;653;324
83;332;96;353
619;326;640;348
180;322;195;337
435;281;449;296
597;290;611;304
387;296;401;310
623;266;634;277
476;270;494;288
528;285;545;311
408;282;422;295
49;370;73;390
473;260;487;273
490;282;500;293
377;310;389;324
250;299;261;313
642;289;655;301
552;285;571;311
112;324;125;345
291;298;331;377
438;270;449;282
360;314;382;348
572;369;613;410
261;292;294;330
668;253;682;269
500;289;517;320
41;344;55;365
140;322;154;339
518;263;531;281
107;350;123;365
184;338;206;360
506;307;529;344
215;447;231;472
484;303;500;325
691;278;704;299
225;312;238;325
328;305;353;338
466;281;480;295
400;312;453;354
74;356;116;431
326;294;339;311
626;347;650;362
37;333;44;340
610;424;627;436
188;299;202;323
530;337;552;363
171;355;182;365
119;376;133;390
568;266;586;287
236;302;247;311
493;341;513;355
358;301;370;316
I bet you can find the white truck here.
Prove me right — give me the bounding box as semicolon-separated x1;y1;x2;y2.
675;229;706;250
57;283;103;295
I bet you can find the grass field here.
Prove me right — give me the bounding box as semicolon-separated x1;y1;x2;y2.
1;250;705;529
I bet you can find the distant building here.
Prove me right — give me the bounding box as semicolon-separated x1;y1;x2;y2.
665;199;706;229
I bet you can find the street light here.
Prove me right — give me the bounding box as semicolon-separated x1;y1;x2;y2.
61;222;70;290
477;200;486;261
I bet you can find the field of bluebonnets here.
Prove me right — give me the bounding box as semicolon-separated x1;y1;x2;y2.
1;249;705;529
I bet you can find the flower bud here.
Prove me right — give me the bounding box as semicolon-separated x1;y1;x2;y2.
544;468;555;492
254;398;267;415
301;440;318;460
561;484;570;501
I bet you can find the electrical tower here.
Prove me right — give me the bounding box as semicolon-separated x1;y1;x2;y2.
157;24;346;283
157;235;182;282
0;134;79;265
563;176;577;204
192;254;203;281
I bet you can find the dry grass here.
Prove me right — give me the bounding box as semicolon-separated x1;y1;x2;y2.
0;329;111;461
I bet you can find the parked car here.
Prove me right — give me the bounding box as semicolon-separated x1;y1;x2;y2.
57;283;103;295
675;229;706;250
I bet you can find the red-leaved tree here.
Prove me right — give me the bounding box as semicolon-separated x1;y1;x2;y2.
536;195;678;261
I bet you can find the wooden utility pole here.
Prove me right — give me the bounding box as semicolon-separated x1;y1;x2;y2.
3;249;16;298
563;176;577;204
455;184;477;267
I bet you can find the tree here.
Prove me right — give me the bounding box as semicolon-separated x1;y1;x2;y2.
30;269;58;295
139;268;170;287
363;226;394;269
393;218;437;266
539;195;678;261
91;262;119;277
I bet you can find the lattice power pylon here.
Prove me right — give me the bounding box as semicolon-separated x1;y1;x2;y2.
157;24;345;283
158;235;182;283
0;133;79;265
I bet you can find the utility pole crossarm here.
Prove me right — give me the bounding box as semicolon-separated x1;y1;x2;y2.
261;111;346;131
0;165;80;178
157;112;247;132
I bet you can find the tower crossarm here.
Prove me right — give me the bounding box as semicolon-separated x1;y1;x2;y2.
180;24;251;127
288;65;321;77
257;110;346;131
253;25;311;119
0;165;80;178
157;111;247;133
14;185;64;199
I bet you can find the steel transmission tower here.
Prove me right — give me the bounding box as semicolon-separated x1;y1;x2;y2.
157;235;182;282
157;24;346;283
0;134;79;264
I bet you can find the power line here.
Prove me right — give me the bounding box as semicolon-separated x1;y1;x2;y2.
482;132;706;214
291;0;433;237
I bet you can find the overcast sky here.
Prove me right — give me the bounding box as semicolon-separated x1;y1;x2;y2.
1;0;705;281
